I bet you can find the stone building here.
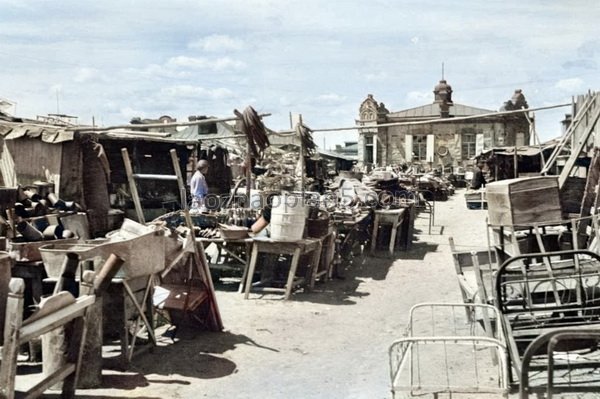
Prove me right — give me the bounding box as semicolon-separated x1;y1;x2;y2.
356;80;531;170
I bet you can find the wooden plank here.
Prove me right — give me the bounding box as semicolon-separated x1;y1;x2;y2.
0;278;25;399
19;296;95;343
171;149;223;330
284;248;302;300
61;314;88;397
244;243;260;300
79;270;103;388
22;363;76;399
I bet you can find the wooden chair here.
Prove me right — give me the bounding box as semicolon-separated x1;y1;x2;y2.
0;272;95;399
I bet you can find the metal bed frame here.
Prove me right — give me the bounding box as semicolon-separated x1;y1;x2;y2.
520;328;600;398
389;302;509;398
494;249;600;396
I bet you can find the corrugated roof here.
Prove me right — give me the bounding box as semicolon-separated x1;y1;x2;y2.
317;149;357;161
0;119;238;144
0;121;74;143
387;102;495;119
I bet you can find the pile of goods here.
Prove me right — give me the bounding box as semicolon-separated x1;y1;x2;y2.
0;182;84;262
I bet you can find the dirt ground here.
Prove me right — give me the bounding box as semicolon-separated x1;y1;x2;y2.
63;188;493;399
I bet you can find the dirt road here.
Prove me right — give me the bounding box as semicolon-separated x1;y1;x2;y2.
79;188;491;399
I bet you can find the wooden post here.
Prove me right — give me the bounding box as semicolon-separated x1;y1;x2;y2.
0;278;25;399
169;149;188;210
79;255;124;389
513;145;518;178
61;273;93;397
0;253;11;347
44;252;81;391
245;140;252;206
298;115;305;197
77;271;101;388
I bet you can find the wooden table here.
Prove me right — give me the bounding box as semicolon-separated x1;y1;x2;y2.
370;208;406;255
244;237;323;300
198;237;252;293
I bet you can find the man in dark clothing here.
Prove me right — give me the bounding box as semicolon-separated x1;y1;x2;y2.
471;161;487;189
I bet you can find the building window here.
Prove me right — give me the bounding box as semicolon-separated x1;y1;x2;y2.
462;133;476;159
413;135;427;161
364;136;373;163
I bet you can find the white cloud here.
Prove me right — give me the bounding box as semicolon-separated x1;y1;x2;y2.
73;67;103;83
365;71;388;82
166;56;209;69
279;96;293;106
130;55;246;80
315;93;347;105
211;57;246;71
119;106;146;120
554;78;584;92
166;56;246;71
188;34;245;52
405;90;431;104
410;36;419;44
160;85;235;100
133;64;192;79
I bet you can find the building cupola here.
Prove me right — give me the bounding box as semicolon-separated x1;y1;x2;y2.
433;79;453;105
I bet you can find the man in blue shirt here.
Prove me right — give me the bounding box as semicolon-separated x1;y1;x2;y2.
190;159;209;207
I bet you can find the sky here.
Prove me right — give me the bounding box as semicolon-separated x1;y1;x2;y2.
1;0;599;150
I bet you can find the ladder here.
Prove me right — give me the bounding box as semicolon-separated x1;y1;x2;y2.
541;92;600;188
121;148;223;331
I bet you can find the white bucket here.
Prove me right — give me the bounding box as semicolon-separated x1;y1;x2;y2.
269;194;306;241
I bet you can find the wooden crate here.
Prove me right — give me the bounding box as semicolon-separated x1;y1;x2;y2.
486;176;562;227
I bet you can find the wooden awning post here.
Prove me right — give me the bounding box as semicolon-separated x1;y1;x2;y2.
297;114;305;197
513;146;518;179
246;140;252;206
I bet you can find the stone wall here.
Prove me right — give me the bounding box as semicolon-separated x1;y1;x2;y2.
358;117;530;170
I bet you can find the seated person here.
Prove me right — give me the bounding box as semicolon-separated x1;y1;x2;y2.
250;205;271;234
250;194;276;235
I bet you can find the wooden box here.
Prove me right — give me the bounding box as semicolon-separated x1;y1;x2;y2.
486;176;562;227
